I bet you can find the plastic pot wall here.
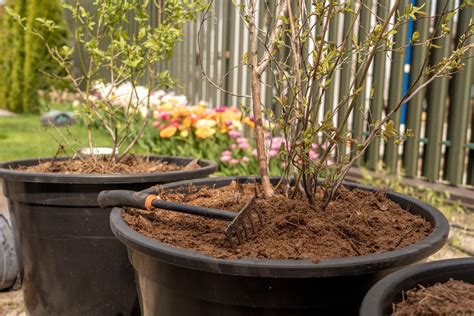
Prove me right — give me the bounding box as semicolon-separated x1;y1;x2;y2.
110;176;450;316
360;257;474;316
0;156;216;316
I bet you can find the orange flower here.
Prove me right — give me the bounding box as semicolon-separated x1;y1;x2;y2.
159;125;177;138
243;117;255;128
180;117;192;130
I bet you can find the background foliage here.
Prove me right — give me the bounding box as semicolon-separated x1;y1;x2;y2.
0;0;68;113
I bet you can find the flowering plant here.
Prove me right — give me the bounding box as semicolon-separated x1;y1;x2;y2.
135;92;258;173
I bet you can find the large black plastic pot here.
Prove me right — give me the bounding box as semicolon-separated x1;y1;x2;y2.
110;176;449;316
0;156;216;316
360;257;474;315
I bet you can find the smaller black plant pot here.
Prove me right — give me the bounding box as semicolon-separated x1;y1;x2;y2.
0;156;216;316
360;257;474;316
110;176;450;316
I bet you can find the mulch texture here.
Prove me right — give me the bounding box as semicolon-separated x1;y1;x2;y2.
124;182;432;261
392;279;474;315
18;156;181;174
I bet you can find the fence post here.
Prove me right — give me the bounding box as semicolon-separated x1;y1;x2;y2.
351;0;372;166
366;0;390;170
423;0;455;182
402;0;432;178
384;0;408;173
444;5;474;185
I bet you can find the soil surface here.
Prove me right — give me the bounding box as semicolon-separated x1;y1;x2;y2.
392;279;474;315
17;155;184;174
124;182;432;261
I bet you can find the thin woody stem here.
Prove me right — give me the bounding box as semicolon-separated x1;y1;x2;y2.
248;0;278;198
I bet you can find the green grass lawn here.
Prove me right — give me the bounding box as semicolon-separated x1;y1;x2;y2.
0;114;113;162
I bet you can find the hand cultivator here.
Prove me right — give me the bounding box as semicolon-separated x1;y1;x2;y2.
98;189;264;248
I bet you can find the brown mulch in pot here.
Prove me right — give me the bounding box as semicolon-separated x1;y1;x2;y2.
17;155;183;174
124;182;432;262
392;279;474;315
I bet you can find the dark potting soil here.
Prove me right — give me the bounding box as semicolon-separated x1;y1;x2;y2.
18;155;184;174
123;182;432;261
392;279;474;315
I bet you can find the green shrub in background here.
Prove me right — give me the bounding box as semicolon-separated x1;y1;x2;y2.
0;0;26;112
22;0;69;113
0;0;68;113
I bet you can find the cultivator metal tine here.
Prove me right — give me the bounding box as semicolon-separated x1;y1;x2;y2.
225;197;264;248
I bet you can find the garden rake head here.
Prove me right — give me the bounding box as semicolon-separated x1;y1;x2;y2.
224;196;265;248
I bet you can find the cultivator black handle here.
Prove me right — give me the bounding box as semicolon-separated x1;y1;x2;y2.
98;190;236;220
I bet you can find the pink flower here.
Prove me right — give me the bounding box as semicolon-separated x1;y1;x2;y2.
222;150;232;156
239;142;250;150
268;149;279;158
215;106;228;113
252;149;258;157
230;144;237;150
271;137;284;151
220;155;232;163
159;112;171;121
152;121;160;128
242;156;250;163
228;130;241;139
309;149;319;160
236;137;248;144
229;159;240;165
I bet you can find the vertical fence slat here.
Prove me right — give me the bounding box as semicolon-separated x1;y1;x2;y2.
444;5;474;184
213;0;222;106
205;4;214;104
228;5;238;106
468;83;474;184
423;0;454;181
186;21;193;99
221;1;231;106
323;12;338;120
337;4;354;158
351;0;372;166
189;20;197;103
366;0;389;170
402;0;432;178
237;7;247;106
384;0;408;172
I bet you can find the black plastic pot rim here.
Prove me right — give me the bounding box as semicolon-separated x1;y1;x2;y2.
360;257;474;314
0;156;217;184
110;176;450;278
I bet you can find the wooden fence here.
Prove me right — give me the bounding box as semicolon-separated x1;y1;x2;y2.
160;0;474;187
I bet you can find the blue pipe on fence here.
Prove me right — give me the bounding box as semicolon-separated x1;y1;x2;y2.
400;0;416;125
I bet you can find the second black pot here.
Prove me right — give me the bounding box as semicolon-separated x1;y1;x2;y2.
360;257;474;316
0;156;216;316
110;176;450;316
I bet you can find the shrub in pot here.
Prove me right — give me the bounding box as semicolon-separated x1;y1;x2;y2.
3;0;208;315
360;257;474;315
101;0;473;314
